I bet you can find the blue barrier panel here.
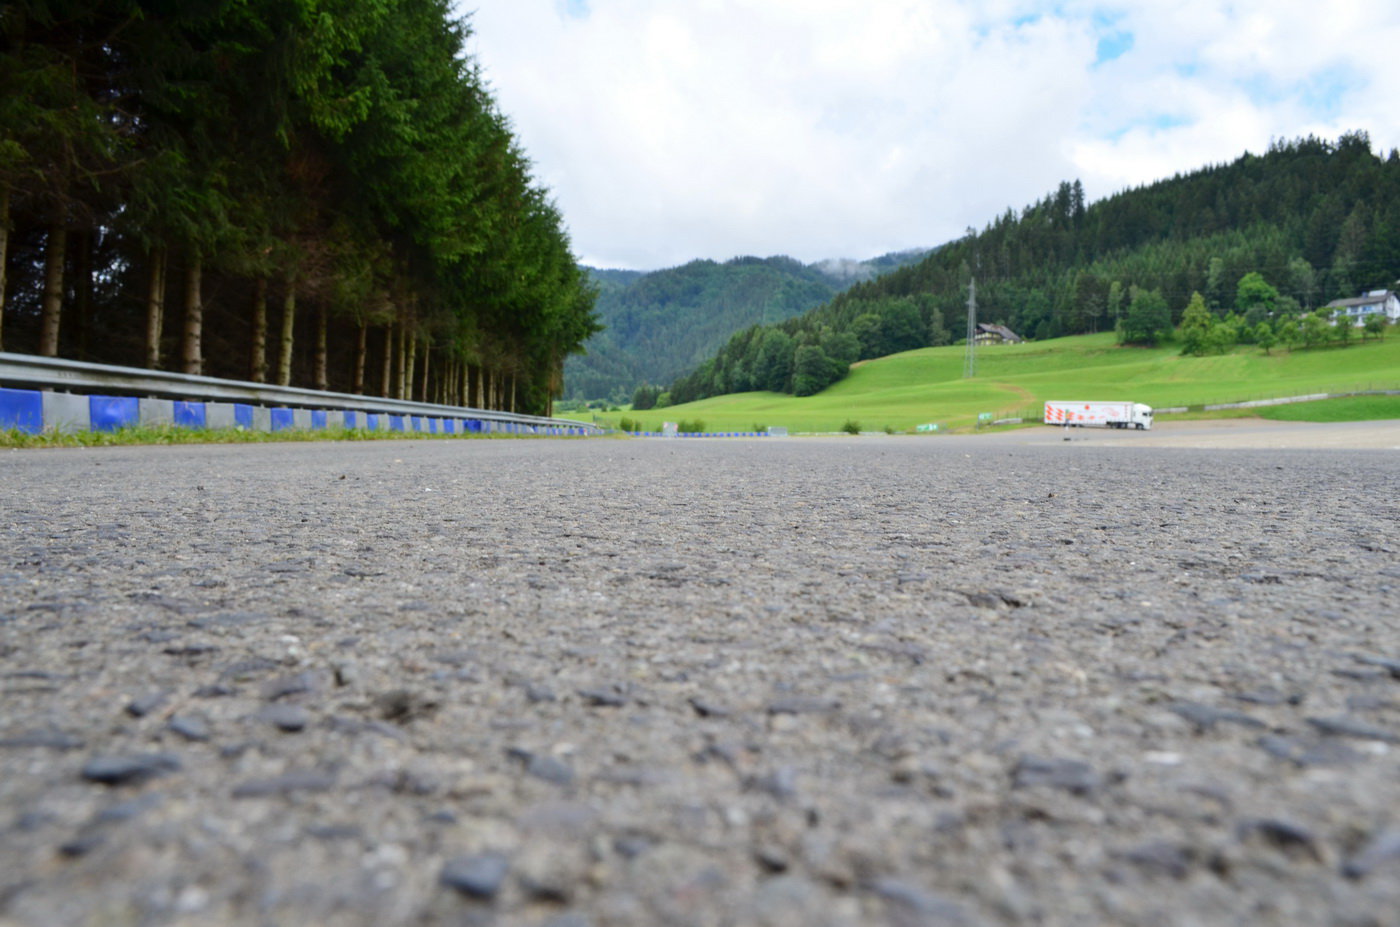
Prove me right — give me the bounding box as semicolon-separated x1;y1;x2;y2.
467;419;483;433
173;401;207;428
270;408;295;431
390;415;405;432
410;416;422;432
366;413;379;431
442;419;456;435
89;395;139;432
234;404;254;429
310;410;328;429
343;410;358;429
427;417;438;434
0;387;44;434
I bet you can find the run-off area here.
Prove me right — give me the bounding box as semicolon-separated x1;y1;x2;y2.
1;436;1397;926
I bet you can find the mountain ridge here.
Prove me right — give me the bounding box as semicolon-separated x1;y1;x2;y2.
564;249;931;399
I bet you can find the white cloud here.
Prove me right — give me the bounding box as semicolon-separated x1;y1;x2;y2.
462;0;1400;269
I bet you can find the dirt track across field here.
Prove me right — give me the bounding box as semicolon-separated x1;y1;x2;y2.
978;416;1400;450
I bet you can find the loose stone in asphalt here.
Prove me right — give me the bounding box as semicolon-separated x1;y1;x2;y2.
1;436;1398;926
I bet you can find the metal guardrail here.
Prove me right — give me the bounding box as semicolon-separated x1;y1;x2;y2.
0;351;595;431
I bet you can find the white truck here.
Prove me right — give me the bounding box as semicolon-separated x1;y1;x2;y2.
1044;400;1153;430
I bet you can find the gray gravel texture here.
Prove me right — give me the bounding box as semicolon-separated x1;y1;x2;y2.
1;435;1398;927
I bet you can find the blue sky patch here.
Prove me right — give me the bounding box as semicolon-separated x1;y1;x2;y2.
1105;113;1191;141
1094;30;1133;65
1298;66;1359;118
558;0;590;20
1235;66;1357;116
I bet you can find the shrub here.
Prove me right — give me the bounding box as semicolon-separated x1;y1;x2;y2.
618;417;636;433
677;419;705;434
841;420;861;435
1119;288;1171;345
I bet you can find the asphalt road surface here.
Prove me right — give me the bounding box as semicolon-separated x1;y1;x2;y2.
2;433;1398;926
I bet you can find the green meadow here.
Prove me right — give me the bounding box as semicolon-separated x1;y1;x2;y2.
618;332;1400;433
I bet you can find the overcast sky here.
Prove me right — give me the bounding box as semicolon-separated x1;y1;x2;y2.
463;1;1400;270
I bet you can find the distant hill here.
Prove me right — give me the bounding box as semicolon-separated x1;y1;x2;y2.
564;250;929;400
670;132;1400;404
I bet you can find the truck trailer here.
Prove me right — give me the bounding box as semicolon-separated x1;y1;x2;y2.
1044;400;1153;430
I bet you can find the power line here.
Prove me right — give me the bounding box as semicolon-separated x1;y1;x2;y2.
963;277;977;378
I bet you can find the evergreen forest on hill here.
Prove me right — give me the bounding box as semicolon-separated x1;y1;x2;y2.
0;1;598;416
670;133;1400;404
564;251;930;401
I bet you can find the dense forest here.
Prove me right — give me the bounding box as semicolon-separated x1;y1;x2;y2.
565;250;929;401
671;133;1400;403
0;1;598;415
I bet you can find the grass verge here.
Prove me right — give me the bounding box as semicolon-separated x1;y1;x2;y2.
1254;394;1400;423
0;426;551;450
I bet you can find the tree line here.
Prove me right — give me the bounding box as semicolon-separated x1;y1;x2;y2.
1171;272;1389;355
670;133;1400;403
0;1;598;415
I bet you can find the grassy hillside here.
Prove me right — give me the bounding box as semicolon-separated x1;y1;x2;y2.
617;332;1400;433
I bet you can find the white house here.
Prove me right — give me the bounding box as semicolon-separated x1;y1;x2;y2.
1325;290;1400;325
